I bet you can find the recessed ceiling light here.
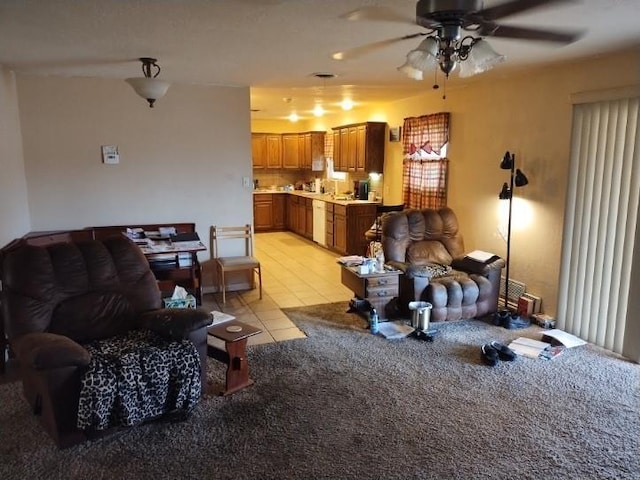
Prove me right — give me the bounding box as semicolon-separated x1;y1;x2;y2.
288;113;299;122
313;105;325;117
341;99;354;111
311;72;337;79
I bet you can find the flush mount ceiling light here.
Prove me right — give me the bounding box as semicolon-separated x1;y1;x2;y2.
125;57;170;108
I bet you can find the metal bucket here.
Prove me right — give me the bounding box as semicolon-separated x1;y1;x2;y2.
408;301;432;332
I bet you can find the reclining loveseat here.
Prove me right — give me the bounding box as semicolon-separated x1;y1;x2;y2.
1;235;212;448
381;207;505;322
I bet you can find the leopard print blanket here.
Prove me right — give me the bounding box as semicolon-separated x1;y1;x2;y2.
77;329;201;431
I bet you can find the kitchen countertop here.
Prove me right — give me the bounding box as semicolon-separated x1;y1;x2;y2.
252;189;380;206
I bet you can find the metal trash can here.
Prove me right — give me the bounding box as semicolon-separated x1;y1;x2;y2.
408;301;432;332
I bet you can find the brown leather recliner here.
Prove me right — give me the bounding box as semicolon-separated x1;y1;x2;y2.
1;235;212;448
381;207;505;322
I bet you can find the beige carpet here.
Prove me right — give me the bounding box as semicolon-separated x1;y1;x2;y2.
1;302;638;479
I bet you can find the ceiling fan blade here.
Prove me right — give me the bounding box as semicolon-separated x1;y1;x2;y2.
479;23;583;43
341;6;415;25
332;33;425;61
476;0;577;22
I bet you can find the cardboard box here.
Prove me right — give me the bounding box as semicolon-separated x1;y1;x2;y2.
517;296;535;318
531;313;556;329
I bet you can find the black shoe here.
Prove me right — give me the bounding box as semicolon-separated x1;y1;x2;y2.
481;344;499;366
490;341;517;361
504;314;531;329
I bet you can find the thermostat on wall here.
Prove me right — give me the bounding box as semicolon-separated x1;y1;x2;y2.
101;145;119;164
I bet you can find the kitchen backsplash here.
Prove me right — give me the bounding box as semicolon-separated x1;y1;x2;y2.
253;168;382;198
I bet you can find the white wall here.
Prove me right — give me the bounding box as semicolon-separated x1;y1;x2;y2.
0;66;30;248
16;74;253;285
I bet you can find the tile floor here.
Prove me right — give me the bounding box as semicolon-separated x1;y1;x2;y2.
203;231;355;348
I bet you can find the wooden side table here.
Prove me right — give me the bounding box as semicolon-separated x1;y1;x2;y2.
340;265;401;319
207;321;262;396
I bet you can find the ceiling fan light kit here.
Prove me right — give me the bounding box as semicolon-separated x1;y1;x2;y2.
342;0;581;83
125;57;170;108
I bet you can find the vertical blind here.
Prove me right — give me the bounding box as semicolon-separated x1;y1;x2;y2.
558;95;639;356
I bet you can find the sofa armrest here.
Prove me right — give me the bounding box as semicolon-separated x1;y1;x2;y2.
138;308;213;340
386;261;409;273
451;256;505;275
12;332;91;370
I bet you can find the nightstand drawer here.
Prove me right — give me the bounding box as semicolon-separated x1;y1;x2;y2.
366;286;397;299
366;276;398;289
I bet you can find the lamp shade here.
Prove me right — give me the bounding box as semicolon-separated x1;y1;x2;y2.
458;39;505;78
406;36;439;72
500;151;513;170
125;77;170;107
515;169;529;187
499;182;511;200
397;59;424;80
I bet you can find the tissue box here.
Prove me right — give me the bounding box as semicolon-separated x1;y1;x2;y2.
163;294;196;309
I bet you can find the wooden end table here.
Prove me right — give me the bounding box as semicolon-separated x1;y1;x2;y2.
207;320;262;396
340;264;402;320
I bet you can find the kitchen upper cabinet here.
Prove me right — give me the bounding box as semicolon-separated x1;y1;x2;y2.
252;133;282;169
355;125;367;172
266;134;283;168
300;132;325;170
332;121;386;173
251;134;267;169
253;131;325;171
347;127;358;171
282;134;300;169
333;130;342;171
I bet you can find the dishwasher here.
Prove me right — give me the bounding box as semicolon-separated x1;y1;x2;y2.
312;199;326;246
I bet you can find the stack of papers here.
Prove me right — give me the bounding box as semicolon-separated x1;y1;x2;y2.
508;337;551;358
337;255;364;266
508;337;566;360
377;321;415;340
541;329;587;348
210;310;236;325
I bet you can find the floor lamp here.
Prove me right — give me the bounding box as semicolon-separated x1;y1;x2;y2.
497;151;528;323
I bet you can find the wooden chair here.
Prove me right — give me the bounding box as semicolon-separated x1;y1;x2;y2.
210;224;262;305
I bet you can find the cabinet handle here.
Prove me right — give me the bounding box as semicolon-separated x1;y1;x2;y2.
377;279;387;285
376;291;388;297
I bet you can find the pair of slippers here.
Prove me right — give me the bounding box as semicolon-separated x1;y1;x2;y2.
481;341;516;366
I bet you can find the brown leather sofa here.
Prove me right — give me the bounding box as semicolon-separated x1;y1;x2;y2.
1;235;212;448
381;207;505;322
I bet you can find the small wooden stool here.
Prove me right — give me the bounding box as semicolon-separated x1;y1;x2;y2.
207;320;262;396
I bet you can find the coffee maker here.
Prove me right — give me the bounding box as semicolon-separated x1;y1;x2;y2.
353;180;370;200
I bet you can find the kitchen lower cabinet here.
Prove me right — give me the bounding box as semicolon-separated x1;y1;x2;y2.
253;194;286;232
273;194;286;229
305;198;313;239
257;194;377;255
326;203;377;256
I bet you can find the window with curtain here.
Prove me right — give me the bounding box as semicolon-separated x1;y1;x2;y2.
401;112;450;209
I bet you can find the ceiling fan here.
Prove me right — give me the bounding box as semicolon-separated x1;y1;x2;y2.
333;0;584;79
